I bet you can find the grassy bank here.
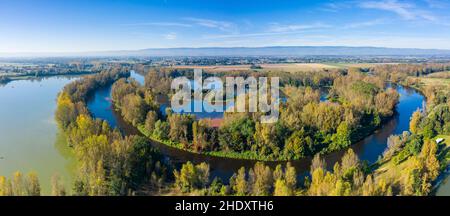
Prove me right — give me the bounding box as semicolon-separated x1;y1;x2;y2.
136;124;280;161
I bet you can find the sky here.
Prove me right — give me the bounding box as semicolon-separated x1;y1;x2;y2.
1;0;450;53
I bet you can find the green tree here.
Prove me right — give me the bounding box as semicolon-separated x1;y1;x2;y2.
153;120;170;140
330;122;352;151
144;111;158;134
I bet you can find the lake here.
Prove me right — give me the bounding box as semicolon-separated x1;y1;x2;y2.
0;76;77;194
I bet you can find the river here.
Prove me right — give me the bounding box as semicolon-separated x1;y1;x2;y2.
87;72;434;185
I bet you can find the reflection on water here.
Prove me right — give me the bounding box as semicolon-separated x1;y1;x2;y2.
0;76;77;194
87;72;428;185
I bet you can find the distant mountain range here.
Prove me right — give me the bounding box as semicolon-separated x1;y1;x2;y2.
3;46;450;57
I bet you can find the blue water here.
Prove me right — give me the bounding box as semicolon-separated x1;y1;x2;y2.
353;85;425;163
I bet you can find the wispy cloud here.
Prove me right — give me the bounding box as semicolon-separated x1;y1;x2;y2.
164;32;177;40
320;2;350;12
183;17;237;33
424;0;450;9
268;23;331;32
122;22;192;27
359;0;437;21
343;19;386;29
205;30;328;40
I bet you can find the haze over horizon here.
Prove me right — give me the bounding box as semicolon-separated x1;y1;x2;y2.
2;0;450;53
3;45;450;58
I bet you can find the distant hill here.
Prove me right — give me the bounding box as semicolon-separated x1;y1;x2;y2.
3;46;450;57
131;46;450;57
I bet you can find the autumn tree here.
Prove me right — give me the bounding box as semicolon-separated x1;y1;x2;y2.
230;167;248;196
410;109;422;134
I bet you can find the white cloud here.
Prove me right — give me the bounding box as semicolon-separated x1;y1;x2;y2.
268;23;331;32
320;2;351;12
343;19;386;29
164;32;177;40
424;0;450;9
359;0;437;21
183;17;237;33
122;22;192;27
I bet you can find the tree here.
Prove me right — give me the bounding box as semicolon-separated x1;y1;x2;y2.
230;167;248;196
55;92;77;129
168;114;194;146
249;162;273;196
375;88;399;117
173;162;210;193
153;120;170;140
420;140;440;180
219;114;255;152
274;179;290;196
12;172;25;196
144;110;158;134
273;165;284;182
285;163;297;194
51;174;66;196
0;176;13;196
310;154;326;173
121;93;148;126
273;163;296;196
25;172;41;196
126;136;165;192
111;78;139;107
410;109;422;134
340;149;360;176
284;129;311;159
330;122;352;151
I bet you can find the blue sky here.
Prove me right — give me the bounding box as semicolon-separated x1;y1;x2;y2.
1;0;450;52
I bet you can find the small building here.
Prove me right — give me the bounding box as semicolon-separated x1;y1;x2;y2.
436;138;445;144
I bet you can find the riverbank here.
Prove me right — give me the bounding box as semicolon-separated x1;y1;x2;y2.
137;124;280;161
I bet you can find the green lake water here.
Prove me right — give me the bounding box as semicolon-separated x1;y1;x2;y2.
0;77;77;195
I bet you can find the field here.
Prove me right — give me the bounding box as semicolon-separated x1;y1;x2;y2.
324;62;400;69
413;76;450;93
171;63;340;72
169;62;401;73
426;71;450;79
170;65;252;72
420;77;450;86
259;63;340;72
